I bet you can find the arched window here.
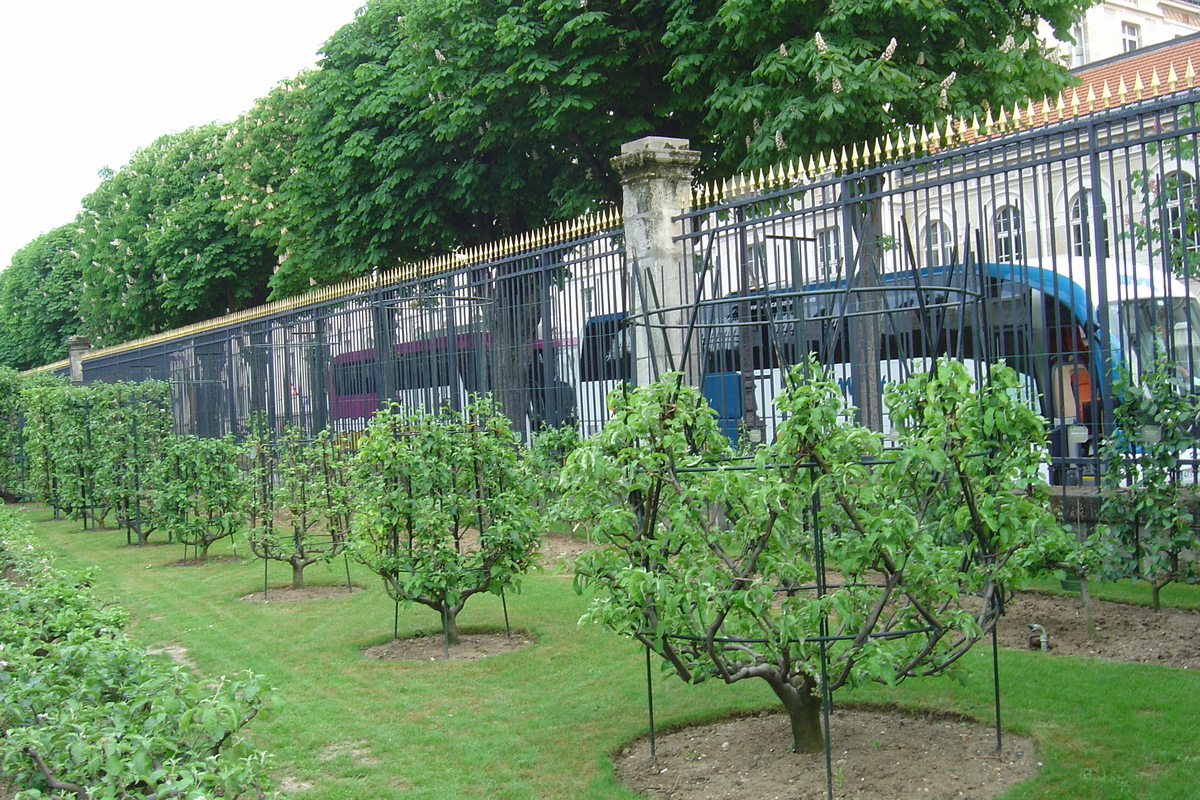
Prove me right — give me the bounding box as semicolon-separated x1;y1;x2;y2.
1070;189;1109;258
924;220;954;268
994;205;1025;264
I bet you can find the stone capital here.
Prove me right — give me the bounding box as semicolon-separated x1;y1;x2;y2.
610;137;701;185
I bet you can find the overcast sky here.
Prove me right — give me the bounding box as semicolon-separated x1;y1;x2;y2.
0;0;367;269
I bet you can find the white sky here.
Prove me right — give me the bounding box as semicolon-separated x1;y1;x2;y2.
0;0;367;269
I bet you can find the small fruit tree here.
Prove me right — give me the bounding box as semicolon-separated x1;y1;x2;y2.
0;367;23;502
87;380;172;538
151;434;247;559
351;398;542;644
19;379;92;516
561;360;1068;754
1099;358;1200;609
246;425;353;589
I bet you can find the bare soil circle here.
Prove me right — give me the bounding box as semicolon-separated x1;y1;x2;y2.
166;555;244;568
616;707;1037;800
362;630;536;662
612;590;1198;800
238;583;366;602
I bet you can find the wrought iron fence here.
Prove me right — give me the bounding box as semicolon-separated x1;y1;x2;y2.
70;212;626;443
50;87;1200;486
669;89;1200;485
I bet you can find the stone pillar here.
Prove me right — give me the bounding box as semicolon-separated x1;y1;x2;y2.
610;136;702;389
67;335;91;384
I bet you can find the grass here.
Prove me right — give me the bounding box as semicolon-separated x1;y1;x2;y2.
1024;574;1200;611
19;506;1200;800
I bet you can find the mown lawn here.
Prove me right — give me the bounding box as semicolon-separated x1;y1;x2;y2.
21;507;1200;800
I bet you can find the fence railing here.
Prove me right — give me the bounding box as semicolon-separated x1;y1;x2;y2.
50;86;1200;488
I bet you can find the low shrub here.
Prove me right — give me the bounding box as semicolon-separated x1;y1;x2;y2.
0;509;274;799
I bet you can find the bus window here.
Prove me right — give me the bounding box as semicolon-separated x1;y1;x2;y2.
580;314;630;382
331;358;377;397
1119;297;1200;391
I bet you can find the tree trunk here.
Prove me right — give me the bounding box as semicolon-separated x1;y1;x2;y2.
443;606;461;646
847;186;885;432
291;559;306;590
1151;578;1169;611
1079;572;1096;641
490;260;543;441
767;674;824;754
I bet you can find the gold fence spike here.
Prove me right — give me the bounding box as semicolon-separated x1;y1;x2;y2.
1168;63;1179;91
1150;67;1162;93
1186;58;1196;87
1118;76;1129;105
1134;71;1146;98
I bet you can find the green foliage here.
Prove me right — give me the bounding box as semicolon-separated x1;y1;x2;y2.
663;0;1088;170
351;397;542;643
0;226;85;370
257;0;703;297
246;425;353;589
562;360;1069;752
18;380;94;517
151;435;248;558
1098;359;1200;608
0;509;273;799
0;368;25;500
10;379;172;534
217;75;312;278
76;126;273;346
87;382;173;538
527;423;582;510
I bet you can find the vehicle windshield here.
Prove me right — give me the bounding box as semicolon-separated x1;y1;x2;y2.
1117;296;1200;390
